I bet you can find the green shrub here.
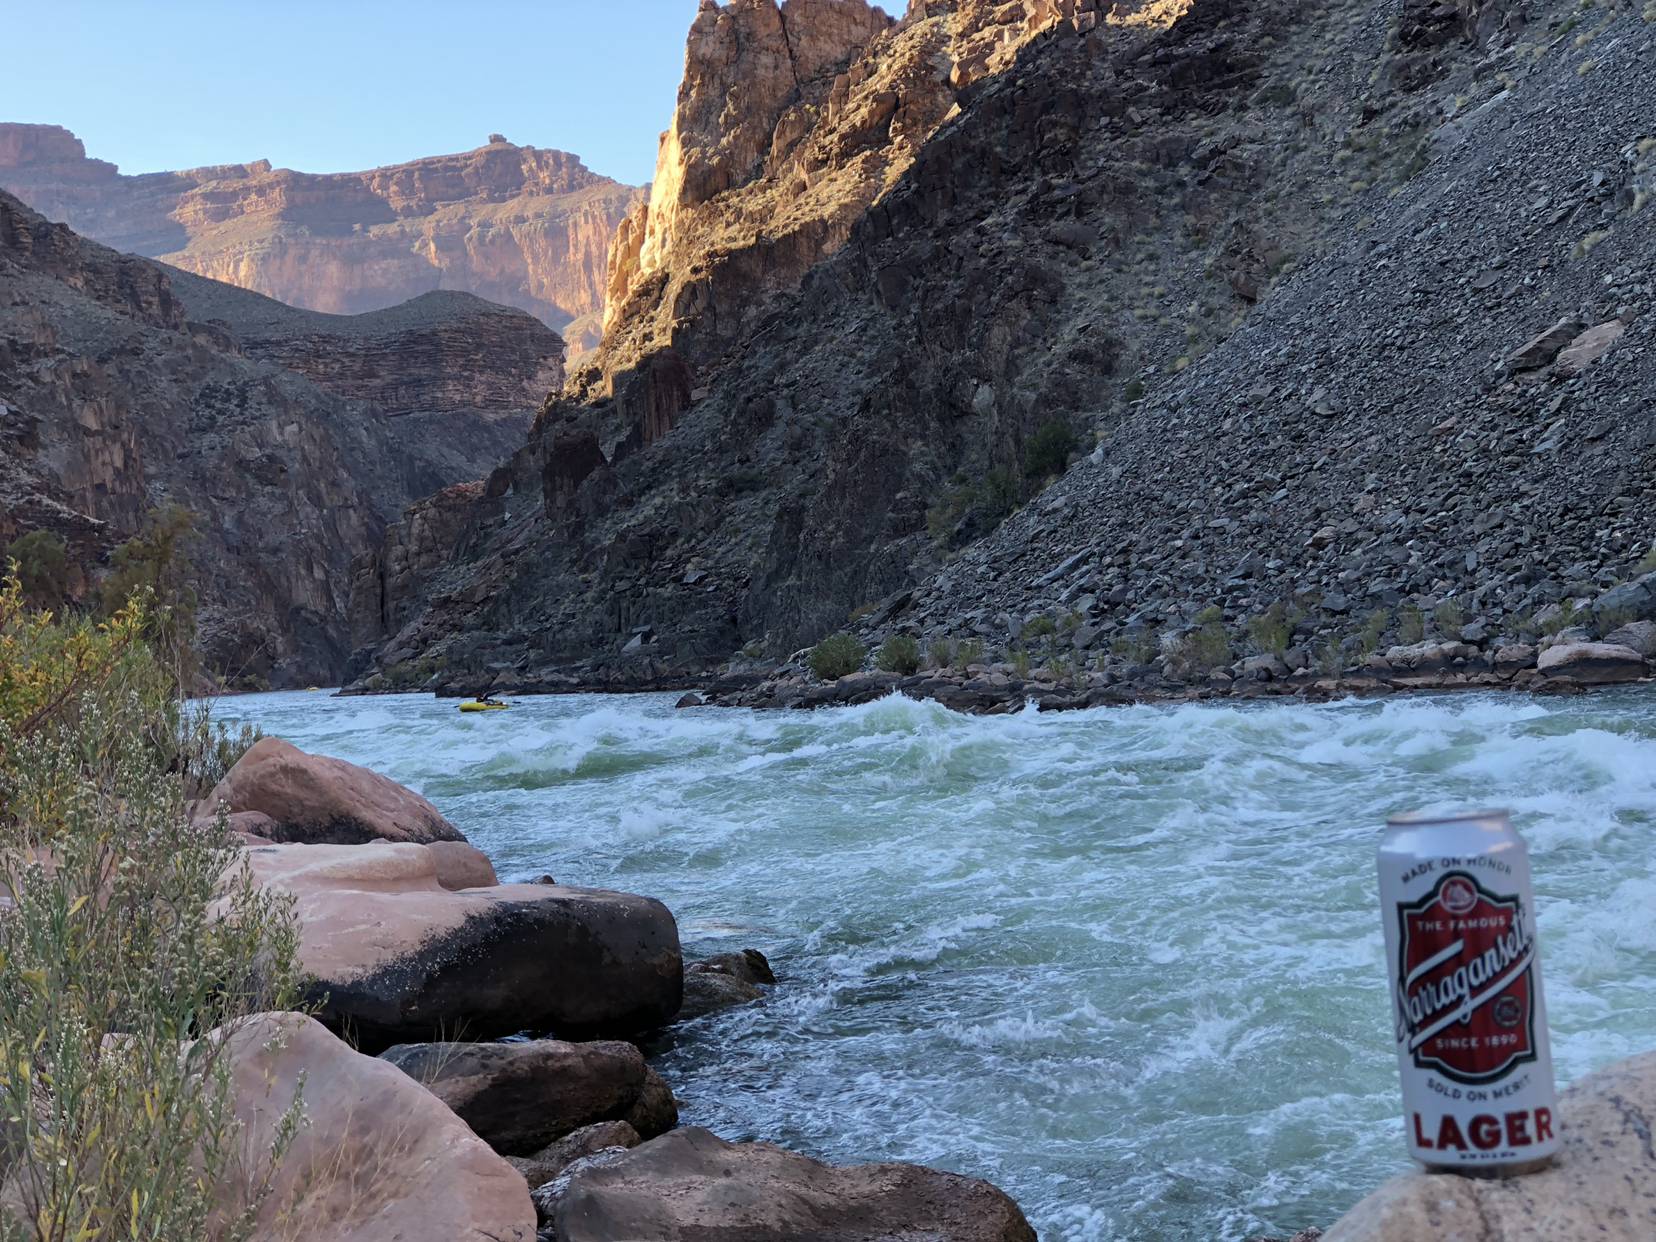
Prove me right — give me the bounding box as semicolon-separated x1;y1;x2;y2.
1171;614;1231;674
101;504;200;679
1433;599;1465;635
809;632;865;680
1354;609;1390;659
875;634;921;676
1397;605;1425;645
1123;377;1146;402
1634;545;1656;575
957;638;985;668
1025;614;1057;640
5;530;70;609
1540;600;1579;636
0;569;304;1240
1011;647;1032;679
1111;633;1156;664
1246;601;1300;655
1023;419;1080;479
926;468;1022;547
928;636;956;670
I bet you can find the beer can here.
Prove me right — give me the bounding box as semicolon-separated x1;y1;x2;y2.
1376;808;1558;1175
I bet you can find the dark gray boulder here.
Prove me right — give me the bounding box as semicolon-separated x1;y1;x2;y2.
244;844;684;1053
381;1039;675;1156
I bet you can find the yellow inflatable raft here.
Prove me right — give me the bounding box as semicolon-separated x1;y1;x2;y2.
459;700;510;712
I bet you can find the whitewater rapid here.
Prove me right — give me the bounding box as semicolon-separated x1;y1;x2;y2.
218;688;1656;1240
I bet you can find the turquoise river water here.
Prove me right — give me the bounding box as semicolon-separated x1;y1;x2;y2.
217;688;1656;1241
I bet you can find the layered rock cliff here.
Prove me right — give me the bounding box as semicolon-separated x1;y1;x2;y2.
0;126;635;355
0;189;560;685
592;0;1122;394
349;0;1654;698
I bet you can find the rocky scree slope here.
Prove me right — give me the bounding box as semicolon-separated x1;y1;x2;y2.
0;126;635;355
347;0;1555;693
0;189;552;685
882;0;1656;687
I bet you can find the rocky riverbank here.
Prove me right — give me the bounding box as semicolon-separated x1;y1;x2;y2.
195;735;1039;1239
350;571;1655;712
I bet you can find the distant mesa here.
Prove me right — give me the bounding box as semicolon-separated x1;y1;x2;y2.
0;121;639;358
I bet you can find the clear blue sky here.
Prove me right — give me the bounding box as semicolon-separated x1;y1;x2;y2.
2;1;700;185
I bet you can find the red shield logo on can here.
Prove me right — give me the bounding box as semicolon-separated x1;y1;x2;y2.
1394;871;1537;1084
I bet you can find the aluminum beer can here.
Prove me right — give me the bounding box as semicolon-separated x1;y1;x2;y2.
1377;809;1558;1175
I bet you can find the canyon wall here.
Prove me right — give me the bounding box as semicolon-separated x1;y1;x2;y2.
591;0;1124;398
0;126;635;356
0;189;560;686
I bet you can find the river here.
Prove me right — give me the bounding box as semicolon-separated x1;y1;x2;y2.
215;687;1656;1241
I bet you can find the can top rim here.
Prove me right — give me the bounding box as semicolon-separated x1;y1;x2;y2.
1385;807;1512;827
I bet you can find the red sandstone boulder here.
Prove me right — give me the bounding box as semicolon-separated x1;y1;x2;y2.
241;843;682;1051
218;1012;534;1241
205;737;463;844
380;1038;676;1156
538;1126;1036;1242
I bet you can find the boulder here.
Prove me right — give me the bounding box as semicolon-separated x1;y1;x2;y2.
379;1038;675;1156
1377;641;1475;685
1323;1052;1656;1241
1601;619;1656;659
1535;641;1648;685
1239;652;1290;681
241;843;682;1051
679;948;777;1020
218;1012;534;1241
1501;317;1584;373
1591;571;1656;630
507;1120;642;1191
426;839;499;889
205;737;463;844
538;1126;1037;1242
1552;320;1625;377
1491;643;1537;674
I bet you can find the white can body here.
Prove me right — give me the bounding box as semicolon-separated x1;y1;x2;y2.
1376;809;1558;1174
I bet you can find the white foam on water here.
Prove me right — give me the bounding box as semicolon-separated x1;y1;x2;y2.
219;685;1656;1241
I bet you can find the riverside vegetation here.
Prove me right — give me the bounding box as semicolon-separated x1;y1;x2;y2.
0;569;302;1239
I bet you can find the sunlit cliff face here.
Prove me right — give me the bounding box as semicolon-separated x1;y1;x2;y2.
596;0;1203;381
1105;0;1194;28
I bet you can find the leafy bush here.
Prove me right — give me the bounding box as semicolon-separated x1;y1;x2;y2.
1024;614;1057;640
101;504;200;679
1111;632;1157;664
1540;599;1579;636
1023;419;1079;479
1246;601;1300;655
1636;545;1656;576
1011;647;1032;679
5;530;70;609
808;633;865;681
1167;609;1231;674
1397;605;1425;645
0;568;303;1239
926;468;1021;547
1433;599;1465;635
928;636;956;670
875;634;920;676
957;638;985;668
